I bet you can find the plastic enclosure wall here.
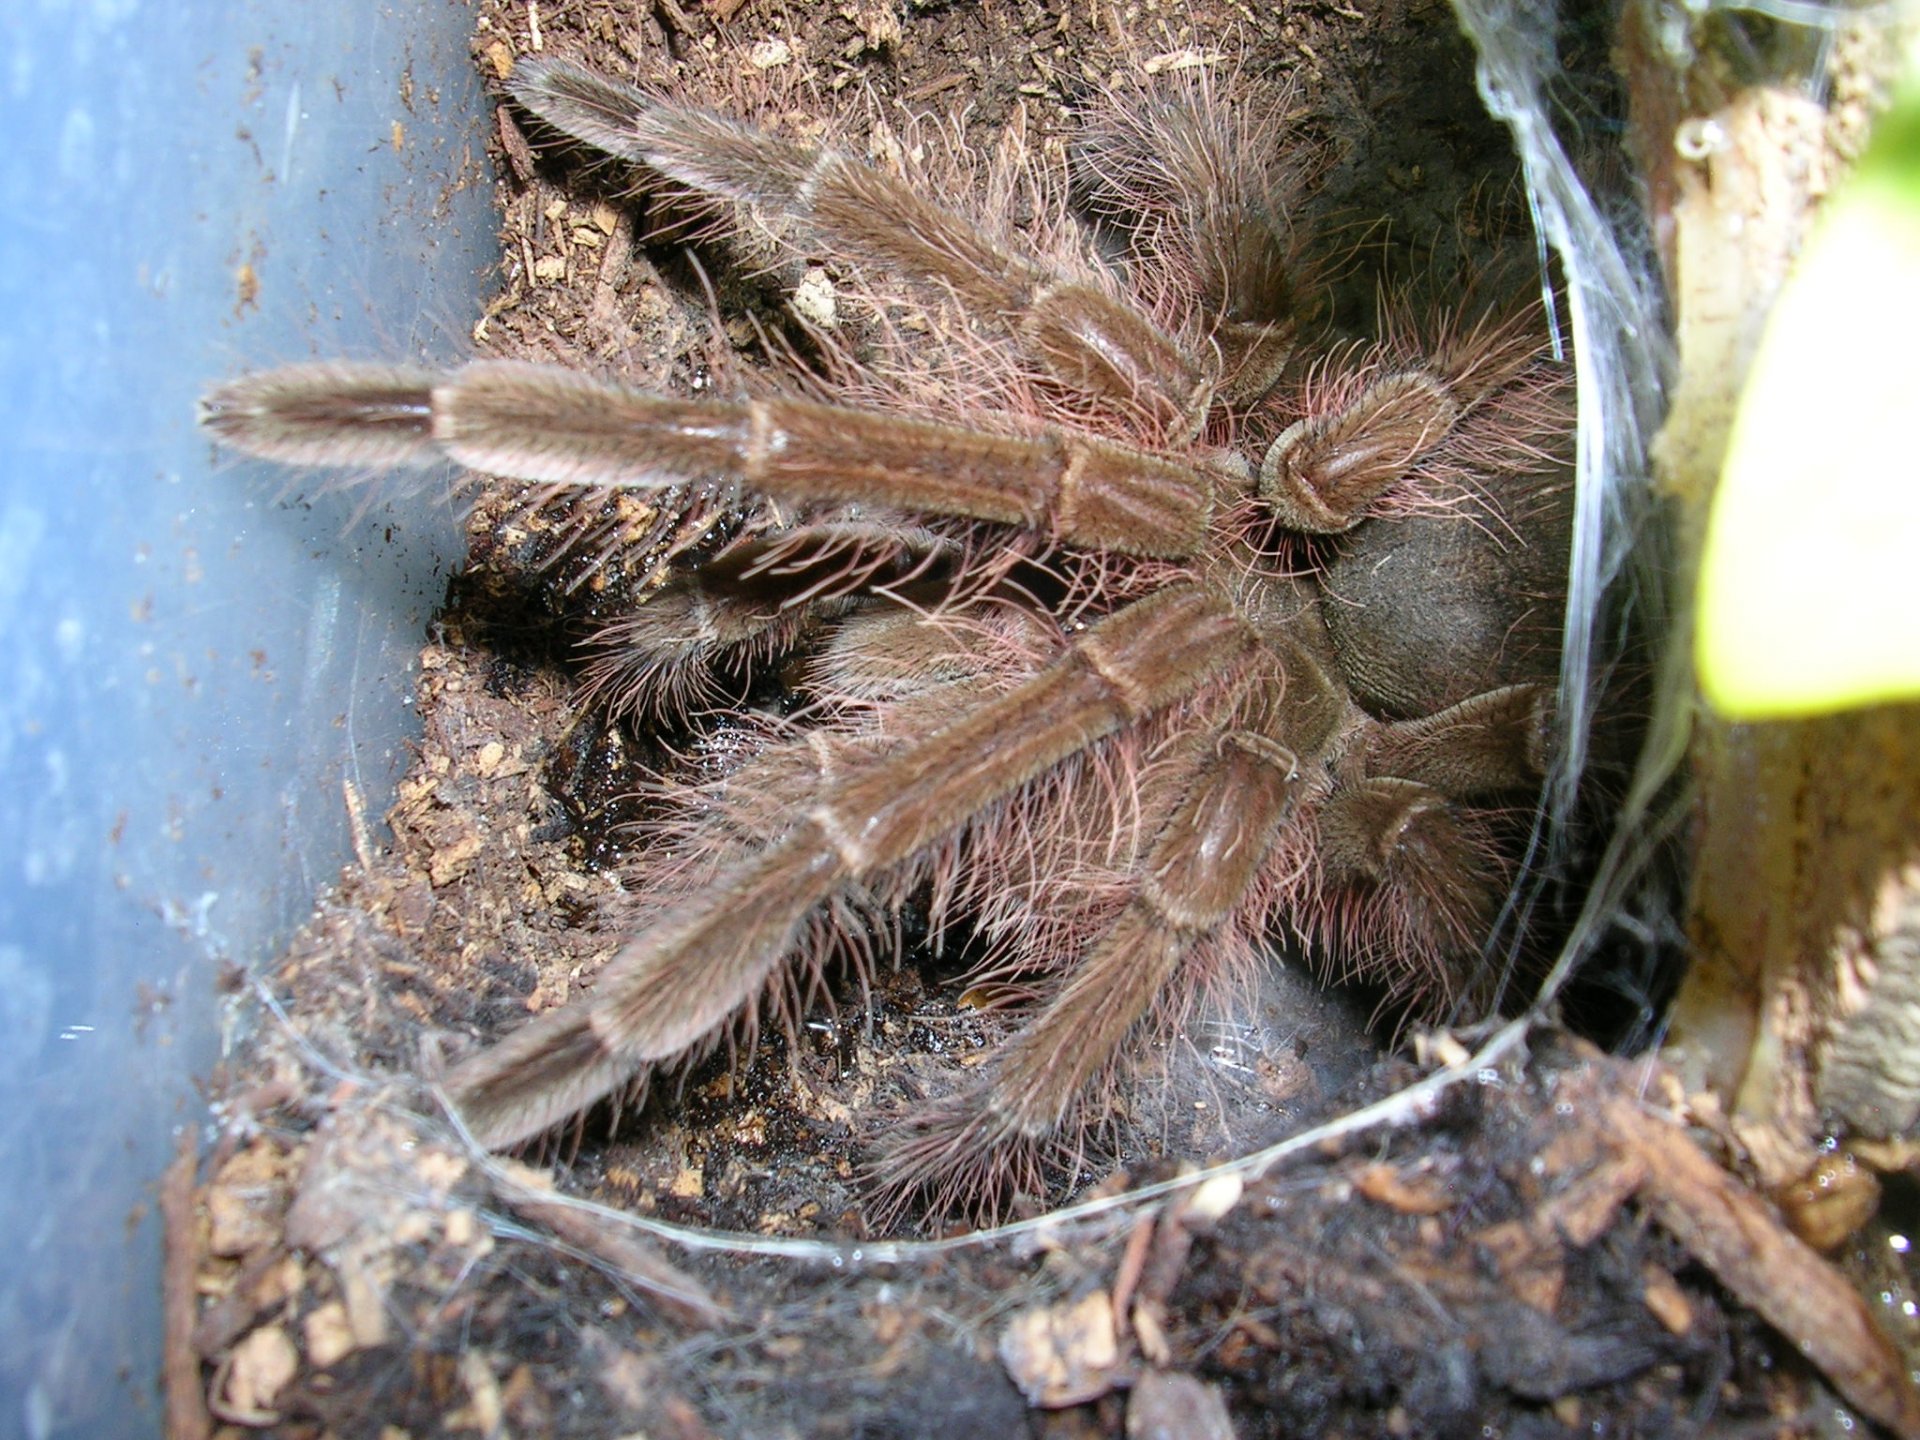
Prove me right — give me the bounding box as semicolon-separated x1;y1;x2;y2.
0;6;495;1436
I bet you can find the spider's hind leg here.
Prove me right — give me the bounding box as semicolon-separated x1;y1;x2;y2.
869;720;1302;1222
868;626;1359;1224
445;585;1259;1151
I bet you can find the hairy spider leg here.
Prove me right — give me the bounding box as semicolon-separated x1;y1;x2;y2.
579;523;964;723
447;583;1261;1148
509;58;1218;439
1071;64;1314;404
200;360;1218;558
869;627;1351;1215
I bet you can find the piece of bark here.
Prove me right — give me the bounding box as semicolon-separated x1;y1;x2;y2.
495;1166;728;1327
161;1132;211;1440
1595;1083;1920;1436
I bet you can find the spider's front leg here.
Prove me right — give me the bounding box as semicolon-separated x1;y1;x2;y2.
200;360;1217;558
448;584;1261;1149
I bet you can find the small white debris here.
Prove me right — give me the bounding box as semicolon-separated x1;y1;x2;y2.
999;1290;1120;1407
749;37;792;69
1183;1172;1243;1223
792;267;838;329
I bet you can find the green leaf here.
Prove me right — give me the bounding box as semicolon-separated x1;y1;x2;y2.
1695;79;1920;719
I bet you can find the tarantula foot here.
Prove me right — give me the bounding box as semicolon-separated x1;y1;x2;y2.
1215;317;1298;407
1258;369;1462;533
865;1089;1079;1230
200;363;439;468
1319;777;1508;983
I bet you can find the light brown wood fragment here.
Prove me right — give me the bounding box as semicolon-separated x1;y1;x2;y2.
213;1324;298;1425
1640;1264;1693;1336
1777;1149;1882;1253
1132;1301;1173;1368
1540;1149;1646;1248
303;1300;359;1368
452;1350;505;1437
1110;1213;1155;1338
499;1182;727;1326
1472;1219;1565;1317
999;1291;1122;1408
162;1132;212;1440
204;1143;287;1257
1353;1160;1455;1215
1599;1089;1920;1438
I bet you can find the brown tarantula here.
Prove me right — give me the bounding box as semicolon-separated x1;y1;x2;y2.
203;58;1571;1220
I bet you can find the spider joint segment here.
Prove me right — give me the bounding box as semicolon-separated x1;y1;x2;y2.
1258;368;1463;532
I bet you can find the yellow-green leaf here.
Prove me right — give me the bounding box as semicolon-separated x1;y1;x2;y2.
1696;82;1920;719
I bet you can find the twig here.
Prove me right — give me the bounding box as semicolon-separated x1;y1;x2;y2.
1598;1081;1920;1439
161;1131;211;1440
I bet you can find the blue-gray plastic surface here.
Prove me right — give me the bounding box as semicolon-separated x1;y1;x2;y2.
0;5;494;1435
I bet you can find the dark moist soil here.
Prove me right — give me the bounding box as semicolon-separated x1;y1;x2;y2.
170;3;1892;1438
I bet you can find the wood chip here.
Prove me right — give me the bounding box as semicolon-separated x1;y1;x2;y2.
1593;1079;1920;1436
1640;1264;1693;1336
1132;1301;1173;1368
304;1300;360;1368
1127;1369;1236;1440
215;1324;299;1424
205;1143;288;1257
1353;1160;1455;1215
1776;1149;1882;1253
1472;1218;1565;1317
427;826;485;885
1541;1149;1647;1248
162;1132;212;1440
454;1350;506;1437
999;1291;1121;1408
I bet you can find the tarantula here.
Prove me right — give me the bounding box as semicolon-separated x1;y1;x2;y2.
203;57;1572;1220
